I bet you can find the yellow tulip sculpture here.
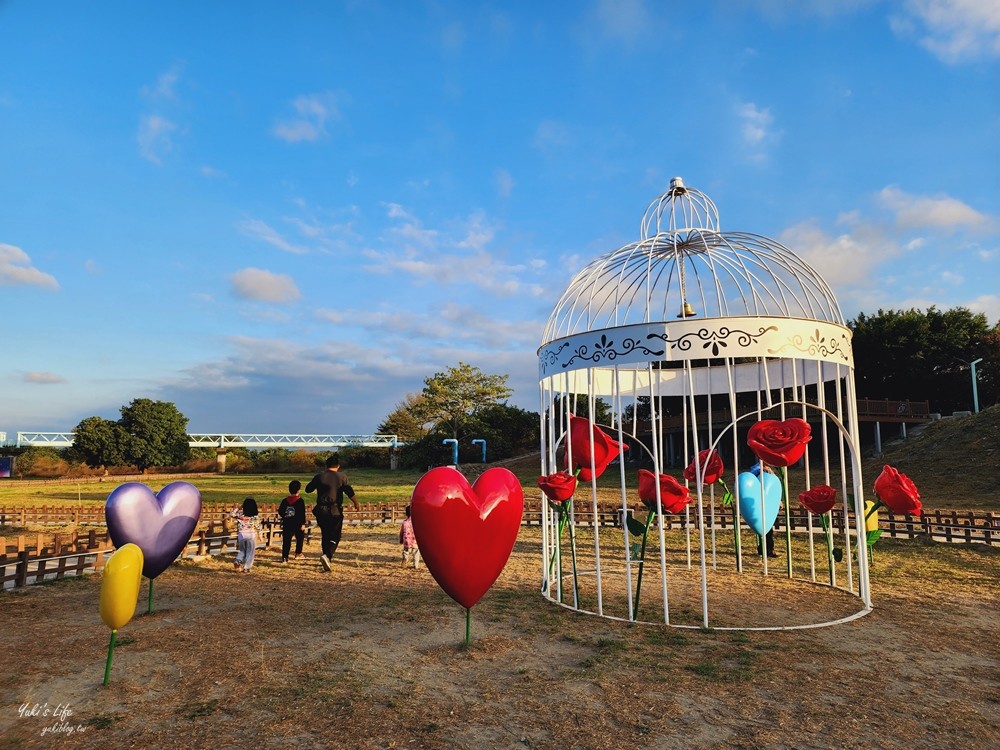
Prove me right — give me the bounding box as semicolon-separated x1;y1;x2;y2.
99;544;144;686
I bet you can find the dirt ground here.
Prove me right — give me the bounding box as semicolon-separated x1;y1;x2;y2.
1;525;998;750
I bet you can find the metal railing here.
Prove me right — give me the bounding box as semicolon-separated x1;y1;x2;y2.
10;432;400;449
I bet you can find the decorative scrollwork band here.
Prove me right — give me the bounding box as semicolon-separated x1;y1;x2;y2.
767;328;850;362
646;325;779;357
562;333;665;369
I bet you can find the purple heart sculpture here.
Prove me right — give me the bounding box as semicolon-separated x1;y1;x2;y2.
105;481;202;579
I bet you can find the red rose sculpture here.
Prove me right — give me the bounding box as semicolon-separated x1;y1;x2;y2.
683;449;724;486
747;418;812;467
798;485;837;515
873;465;922;516
638;470;692;514
538;471;577;504
567;415;621;482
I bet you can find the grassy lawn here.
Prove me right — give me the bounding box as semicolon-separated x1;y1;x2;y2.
0;469;430;509
0;453;994;514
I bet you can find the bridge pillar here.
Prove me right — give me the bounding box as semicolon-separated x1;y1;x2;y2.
874;421;882;457
216;448;228;474
390;448;399;471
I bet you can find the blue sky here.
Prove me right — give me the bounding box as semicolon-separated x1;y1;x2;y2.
1;1;997;436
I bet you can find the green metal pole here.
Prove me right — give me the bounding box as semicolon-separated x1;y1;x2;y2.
147;577;154;614
782;467;792;578
103;630;117;686
566;499;580;608
631;510;655;621
465;608;471;648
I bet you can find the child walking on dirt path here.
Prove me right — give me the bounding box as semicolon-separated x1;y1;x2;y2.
231;497;263;573
400;504;420;569
278;480;307;563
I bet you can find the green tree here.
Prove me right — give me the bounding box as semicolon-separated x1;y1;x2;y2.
420;362;513;440
73;399;192;470
849;306;998;412
377;393;431;443
71;416;128;467
118;399;191;470
468;403;540;460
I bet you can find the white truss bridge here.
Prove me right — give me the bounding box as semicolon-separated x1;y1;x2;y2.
9;432;400;449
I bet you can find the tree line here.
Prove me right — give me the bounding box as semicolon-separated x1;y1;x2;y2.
3;306;995;475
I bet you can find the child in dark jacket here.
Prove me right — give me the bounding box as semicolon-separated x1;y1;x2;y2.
278;480;307;563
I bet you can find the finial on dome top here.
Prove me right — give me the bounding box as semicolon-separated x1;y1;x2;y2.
669;176;686;194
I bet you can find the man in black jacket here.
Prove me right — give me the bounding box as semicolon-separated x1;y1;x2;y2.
305;454;361;570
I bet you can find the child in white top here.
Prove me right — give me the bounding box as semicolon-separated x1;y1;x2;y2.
231;497;263;573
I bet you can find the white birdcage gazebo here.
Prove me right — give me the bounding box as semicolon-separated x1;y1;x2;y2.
537;177;872;630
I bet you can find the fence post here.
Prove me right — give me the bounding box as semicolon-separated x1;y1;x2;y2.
985;513;994;546
56;542;67;580
16;549;29;587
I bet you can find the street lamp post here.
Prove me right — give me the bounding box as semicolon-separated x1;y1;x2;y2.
970;358;984;414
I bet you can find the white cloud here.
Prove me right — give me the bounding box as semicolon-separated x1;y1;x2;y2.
137;65;185;164
237;218;310;254
455;211;496;253
779;220;899;287
877;186;993;232
137;114;177;165
589;0;651;45
386;203;412;221
891;0;1000;63
965;293;1000;324
737;102;780;162
0;243;59;289
229;268;301;303
940;270;964;285
362;208;542;298
496;168;514;198
274;92;341;143
23;372;66;384
141;63;183;101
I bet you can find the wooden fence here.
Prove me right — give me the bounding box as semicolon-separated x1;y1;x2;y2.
1;503;995;590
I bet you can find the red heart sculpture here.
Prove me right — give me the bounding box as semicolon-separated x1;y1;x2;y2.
410;466;524;609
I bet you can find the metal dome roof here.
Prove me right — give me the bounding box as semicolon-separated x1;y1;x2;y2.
541;178;845;345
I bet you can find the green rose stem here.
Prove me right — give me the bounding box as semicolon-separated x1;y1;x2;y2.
819;512;834;584
547;504;566;576
547;503;570;598
566;499;580;607
465;608;472;648
717;477;740;570
103;629;117;687
631;509;656;621
781;467;792;578
147;578;154;615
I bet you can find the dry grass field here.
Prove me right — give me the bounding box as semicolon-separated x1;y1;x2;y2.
0;523;997;750
1;406;998;748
